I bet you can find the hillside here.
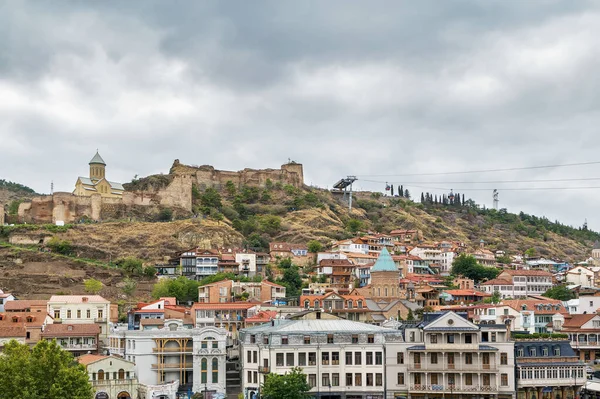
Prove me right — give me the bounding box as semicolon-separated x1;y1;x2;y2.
0;179;38;205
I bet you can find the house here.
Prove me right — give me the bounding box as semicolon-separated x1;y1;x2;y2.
502;299;568;334
269;242;311;266
317;259;356;292
443;289;491;304
4;299;48;313
41;324;101;356
479;278;516;299
0;311;52;346
0;326;27;347
398;311;515;399
453;277;475;290
0;290;15;312
563;294;600;314
493;269;553;297
331;238;370;255
47;295;118;344
78;354;139;399
560;313;600;362
300;292;368;322
470;240;497;267
197;280;286;304
127;297;185;330
389;229;420;245
191;302;260;346
566;266;596;287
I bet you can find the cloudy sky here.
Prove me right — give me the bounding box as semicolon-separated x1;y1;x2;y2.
2;1;600;229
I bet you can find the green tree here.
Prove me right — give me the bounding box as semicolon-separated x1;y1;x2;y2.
46;237;73;255
152;276;201;302
496;255;512;264
450;254;499;283
83;278;103;294
262;367;311;399
484;290;501;304
406;309;415;321
307;240;323;253
225;180;237;197
265;179;274;190
7;200;22;215
244;233;270;252
524;248;536;258
543;285;575;301
0;339;93;399
116;257;144;277
122;277;137;297
143;266;157;278
278;266;303;297
345;218;363;234
258;215;282;235
200;187;223;210
158;207;173;222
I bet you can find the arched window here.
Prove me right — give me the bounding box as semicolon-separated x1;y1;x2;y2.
212;357;219;383
304;300;310;309
314;300;320;309
201;358;207;383
118;369;125;380
98;370;105;380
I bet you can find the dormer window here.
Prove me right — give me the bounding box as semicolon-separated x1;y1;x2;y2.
542;347;548;356
67;325;73;331
554;347;560;356
522;305;527;310
26;317;33;323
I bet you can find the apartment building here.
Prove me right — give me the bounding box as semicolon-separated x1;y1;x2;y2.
47;295;118;342
41;324;101;356
108;324;227;398
560;314;600;362
515;339;584;399
481;270;553;297
239;319;404;399
192;302;259;346
398;312;515;399
197;280;286;304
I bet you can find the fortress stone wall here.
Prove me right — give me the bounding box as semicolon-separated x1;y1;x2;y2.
17;161;301;224
0;203;5;225
170;160;304;190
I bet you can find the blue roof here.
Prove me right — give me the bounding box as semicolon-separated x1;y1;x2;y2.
371;248;397;272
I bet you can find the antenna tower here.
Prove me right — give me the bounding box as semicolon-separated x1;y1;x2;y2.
51;181;54;195
493;189;499;210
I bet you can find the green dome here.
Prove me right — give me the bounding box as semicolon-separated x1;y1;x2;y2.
371;247;397;272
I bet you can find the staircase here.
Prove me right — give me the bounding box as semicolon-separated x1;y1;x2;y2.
226;360;241;399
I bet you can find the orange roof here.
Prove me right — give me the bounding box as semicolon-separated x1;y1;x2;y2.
260;280;285;288
0;312;47;327
42;324;100;337
502;299;567;314
77;354;108;366
245;310;278;323
562;314;597;328
445;290;490;297
501;269;552;277
4;300;48;311
0;326;26;338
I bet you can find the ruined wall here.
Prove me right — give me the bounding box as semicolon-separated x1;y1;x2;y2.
170;159;304;190
0;203;4;225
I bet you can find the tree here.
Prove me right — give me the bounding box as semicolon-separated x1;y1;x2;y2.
450;254;499;283
258;215;282;235
122;277;137;297
404;189;410;199
421;193;425;203
484;290;501;304
346;219;363;234
143;266;157;278
399;185;404;197
390;184;394;196
152;276;200;303
0;339;93;399
262;367;311;399
544;285;575;301
225;180;237;197
406;309;415;321
46;237;73;255
83;278;103;294
279;266;303;297
158;207;173;222
307;240;323;253
200;187;222;210
524;248;536;258
116;257;144;277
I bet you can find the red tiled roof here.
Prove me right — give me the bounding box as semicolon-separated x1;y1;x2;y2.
0;312;47;327
480;278;513;286
0;326;27;338
4;300;48;311
191;302;257;310
445;290;491;297
319;259;353;266
502;299;567;314
500;269;552;277
562;314;597;328
42;324;100;337
77;354;108;366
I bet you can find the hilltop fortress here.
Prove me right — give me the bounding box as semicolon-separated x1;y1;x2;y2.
16;158;304;224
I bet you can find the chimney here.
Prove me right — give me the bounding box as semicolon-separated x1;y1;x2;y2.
82;297;88;303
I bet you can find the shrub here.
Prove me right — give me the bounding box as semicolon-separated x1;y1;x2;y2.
116;257;144;276
84;278;103;294
143;266;157;278
46;237;73;255
158;208;173;222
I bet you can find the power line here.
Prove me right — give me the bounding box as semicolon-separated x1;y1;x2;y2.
356;160;600;177
360;177;600;185
403;185;600;192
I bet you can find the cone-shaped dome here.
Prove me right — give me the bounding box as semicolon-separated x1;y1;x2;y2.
371;247;397;272
89;151;106;165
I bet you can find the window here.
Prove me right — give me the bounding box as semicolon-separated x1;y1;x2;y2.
355;373;362;386
397;373;405;385
465;353;472;365
414;374;422;385
501;374;508;386
98;370;104;380
250;335;256;344
76;309;81;318
282;336;288;345
447;353;455;367
491;332;497;342
212;358;219;383
465;374;473;386
397;352;404;364
414;353;421;365
346;373;353;386
332;352;340;365
345;352;353;365
54;310;60;319
247;351;252;363
86;309;91;318
327;334;334;344
430;335;438;344
263;336;269;345
322;352;329;365
366;373;373;386
286;353;294;367
352;335;359;344
367;334;374;343
332;373;339;386
67;310;72;318
530;348;536;356
308;374;316;388
542;347;548;356
465;334;472;344
304;336;311;345
357;300;363;309
431;374;438;385
276;353;284;367
355;352;362;365
201;358;207;383
366;352;373;365
518;347;524;357
501;353;508;365
447;334;455;344
308;352;316;366
98;309;103;319
375;352;382;365
554;347;561;356
299;353;306;366
431;353;438;364
322;373;330;387
253;351;257;363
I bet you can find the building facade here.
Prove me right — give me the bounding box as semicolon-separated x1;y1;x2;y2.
78;354;139;399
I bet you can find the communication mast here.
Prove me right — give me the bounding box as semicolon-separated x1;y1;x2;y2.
493;189;499;210
51;181;54;195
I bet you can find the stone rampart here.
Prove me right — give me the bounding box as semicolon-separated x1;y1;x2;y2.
170;159;304;190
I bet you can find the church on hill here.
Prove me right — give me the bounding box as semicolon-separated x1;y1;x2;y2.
73;151;124;198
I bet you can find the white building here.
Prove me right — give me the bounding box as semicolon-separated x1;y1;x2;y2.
78;354;139;399
488;270;553;297
564;295;600;315
565;266;596;287
239;319;404;399
108;322;228;399
331;238;370;255
47;295;117;343
0;290;15;312
234;251;257;277
400;311;516;399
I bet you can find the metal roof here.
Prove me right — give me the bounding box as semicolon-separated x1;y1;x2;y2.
479;345;499;351
89;151;106;165
371;248;397;272
241;319;397;334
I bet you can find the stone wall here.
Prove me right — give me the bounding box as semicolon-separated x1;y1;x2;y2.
0;203;4;225
170;159;304;190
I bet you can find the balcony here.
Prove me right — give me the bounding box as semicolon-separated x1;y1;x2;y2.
60;343;97;350
95;318;106;323
151;363;193;370
258;367;270;374
425;344;479;351
152;347;193;353
410;385;497;393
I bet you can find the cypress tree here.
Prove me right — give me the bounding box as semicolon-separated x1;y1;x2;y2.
400;185;404;197
421;193;425;203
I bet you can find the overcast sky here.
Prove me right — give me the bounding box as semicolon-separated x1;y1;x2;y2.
2;1;600;230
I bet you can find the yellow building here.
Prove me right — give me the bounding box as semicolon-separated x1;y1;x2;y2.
74;152;124;198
